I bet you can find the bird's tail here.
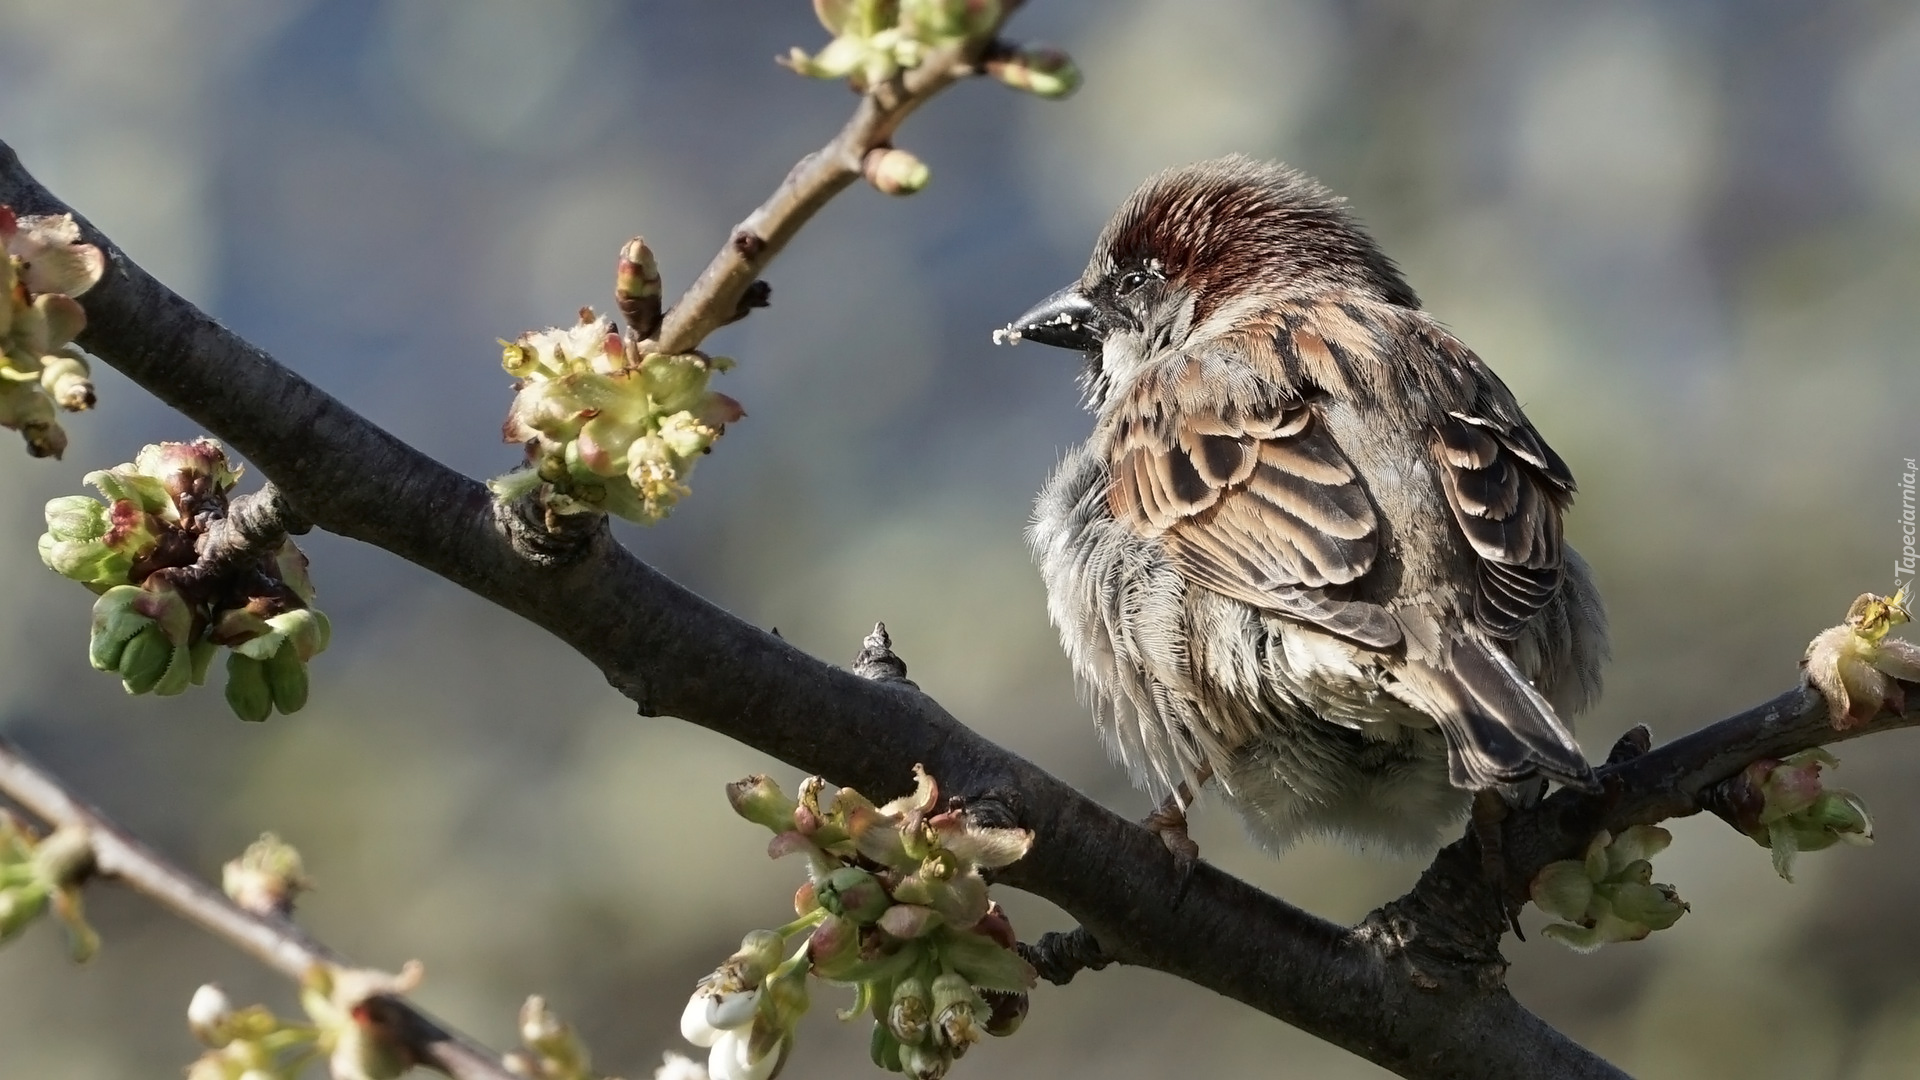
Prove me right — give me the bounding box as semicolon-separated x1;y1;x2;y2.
1427;634;1596;791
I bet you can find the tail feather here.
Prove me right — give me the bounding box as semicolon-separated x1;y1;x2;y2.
1436;634;1596;791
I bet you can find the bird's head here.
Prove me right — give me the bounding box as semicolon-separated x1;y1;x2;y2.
996;155;1418;408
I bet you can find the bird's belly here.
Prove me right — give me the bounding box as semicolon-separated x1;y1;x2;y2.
1030;446;1468;853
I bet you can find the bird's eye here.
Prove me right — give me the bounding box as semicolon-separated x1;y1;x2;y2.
1116;269;1152;298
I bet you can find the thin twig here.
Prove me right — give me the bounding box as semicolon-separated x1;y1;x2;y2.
653;37;1001;353
0;733;518;1080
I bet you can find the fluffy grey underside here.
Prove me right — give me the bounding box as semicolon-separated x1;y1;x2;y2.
1028;442;1607;853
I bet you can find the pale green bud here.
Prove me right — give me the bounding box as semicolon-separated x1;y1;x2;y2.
888;976;931;1045
864;148;931;196
989;45;1080;98
224;653;273;723
263;641;308;714
88;585;152;671
117;623;174;695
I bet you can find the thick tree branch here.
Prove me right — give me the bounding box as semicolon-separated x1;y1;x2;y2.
0;733;517;1080
4;101;1914;1079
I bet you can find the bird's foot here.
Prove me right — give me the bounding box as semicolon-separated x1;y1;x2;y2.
1144;787;1201;862
1471;788;1525;940
1143;779;1207;906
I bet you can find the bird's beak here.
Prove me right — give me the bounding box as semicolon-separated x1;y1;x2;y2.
993;285;1103;351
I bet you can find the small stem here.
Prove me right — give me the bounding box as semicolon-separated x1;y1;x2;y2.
774;907;828;941
653;29;1007;355
0;734;518;1080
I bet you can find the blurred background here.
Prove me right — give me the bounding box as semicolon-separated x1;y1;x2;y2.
1;1;1918;1077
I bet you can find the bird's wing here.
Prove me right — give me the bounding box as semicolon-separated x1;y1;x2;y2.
1105;341;1402;647
1416;324;1577;641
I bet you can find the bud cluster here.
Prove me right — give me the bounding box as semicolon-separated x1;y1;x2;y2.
185;961;425;1080
223;832;312;918
314;961;427;1080
493;299;743;526
1717;748;1874;882
1530;825;1689;952
37;439;331;721
1803;587;1920;729
0;813;98;962
782;1;1078;103
678;768;1036;1080
507;996;622;1080
783;0;992;85
184;983;316;1080
0;207;105;458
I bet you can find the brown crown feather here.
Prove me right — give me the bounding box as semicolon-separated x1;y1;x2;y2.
1090;155;1420;323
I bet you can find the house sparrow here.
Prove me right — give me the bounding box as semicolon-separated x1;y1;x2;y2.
1000;156;1607;854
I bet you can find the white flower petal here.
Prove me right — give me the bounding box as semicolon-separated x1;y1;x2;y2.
680;993;722;1047
705;987;760;1031
653;1051;710;1080
709;1030;780;1080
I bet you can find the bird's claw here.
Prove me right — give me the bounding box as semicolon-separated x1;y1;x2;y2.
1471;788;1525;939
1144;782;1203;906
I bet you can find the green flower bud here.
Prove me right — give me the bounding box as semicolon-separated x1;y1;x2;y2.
864;147;931;196
930;973;982;1052
224;653;273;723
0;885;50;942
132;579;195;646
1807;789;1874;844
783;35;869;80
223;833;310;917
39;350;93;411
869;1022;903;1073
888;976;931;1045
149;635;196;697
637;353;713;414
88;585;153;670
901;0;998;40
188;639;217;686
38;533;130;588
1528;860;1595;923
134;439;241;504
897;1039;949;1080
615;237;664;341
988;45;1080;98
820;866;892;925
735;929;786;983
264;641;309;714
1606;881;1688;931
813;0;855;34
806;913;861;979
85;467;173;518
267;607;331;662
117;623;174;694
43;495;107;542
727;775;799;834
1602;826;1672;879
